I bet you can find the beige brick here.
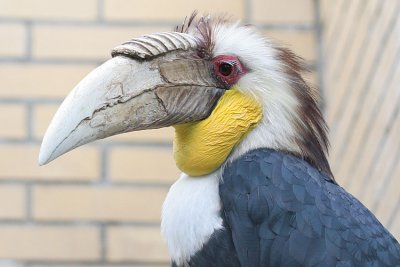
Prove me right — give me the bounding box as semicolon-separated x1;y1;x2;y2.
104;0;244;21
264;30;316;61
33;104;174;142
0;186;25;219
109;147;180;182
33;186;167;222
0;226;99;260
0;63;95;98
0;104;26;139
33;25;170;60
108;226;169;262
32;104;57;140
0;23;26;57
252;0;314;24
0;0;97;21
0;144;99;181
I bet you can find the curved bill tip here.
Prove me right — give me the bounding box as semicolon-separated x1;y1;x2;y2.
38;126;70;166
38;149;51;166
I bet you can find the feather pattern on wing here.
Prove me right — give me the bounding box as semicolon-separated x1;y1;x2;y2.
221;148;400;267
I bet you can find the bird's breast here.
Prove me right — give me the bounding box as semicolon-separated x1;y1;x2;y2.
161;172;223;266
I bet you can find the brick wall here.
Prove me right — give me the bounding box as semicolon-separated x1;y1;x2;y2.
320;0;400;239
4;0;396;266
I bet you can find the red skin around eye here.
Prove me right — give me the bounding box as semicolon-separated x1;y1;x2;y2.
212;55;248;87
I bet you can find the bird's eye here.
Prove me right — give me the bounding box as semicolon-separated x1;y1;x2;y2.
212;55;248;88
219;62;233;76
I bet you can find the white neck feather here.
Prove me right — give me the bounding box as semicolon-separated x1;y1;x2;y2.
161;172;223;266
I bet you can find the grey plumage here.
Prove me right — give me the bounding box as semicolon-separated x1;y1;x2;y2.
180;148;400;266
220;149;400;266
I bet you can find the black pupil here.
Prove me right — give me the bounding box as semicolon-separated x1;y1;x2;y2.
219;62;233;76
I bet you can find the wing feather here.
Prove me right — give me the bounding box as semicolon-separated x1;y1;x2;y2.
220;149;400;267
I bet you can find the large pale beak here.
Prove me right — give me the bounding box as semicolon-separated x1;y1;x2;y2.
39;32;224;165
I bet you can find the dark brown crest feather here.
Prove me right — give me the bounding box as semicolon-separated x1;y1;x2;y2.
175;11;198;33
195;16;215;59
277;47;334;180
174;12;233;59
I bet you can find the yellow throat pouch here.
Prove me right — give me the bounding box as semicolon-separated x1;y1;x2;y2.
173;88;262;176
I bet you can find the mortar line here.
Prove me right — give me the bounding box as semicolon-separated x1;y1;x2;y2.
25;184;33;222
0;138;172;147
26;103;34;141
0;179;173;188
25;20;33;61
0;98;63;104
97;0;105;22
100;223;107;262
100;144;109;183
0;57;104;64
313;0;326;113
0;17;179;27
244;0;252;24
259;23;315;30
0;220;161;227
0;16;316;30
22;260;169;266
0;260;27;267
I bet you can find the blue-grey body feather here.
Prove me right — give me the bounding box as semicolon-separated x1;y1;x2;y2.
175;149;400;266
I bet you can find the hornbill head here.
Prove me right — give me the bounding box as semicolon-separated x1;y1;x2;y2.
39;14;332;178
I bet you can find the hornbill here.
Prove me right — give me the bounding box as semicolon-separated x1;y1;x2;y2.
39;14;400;266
